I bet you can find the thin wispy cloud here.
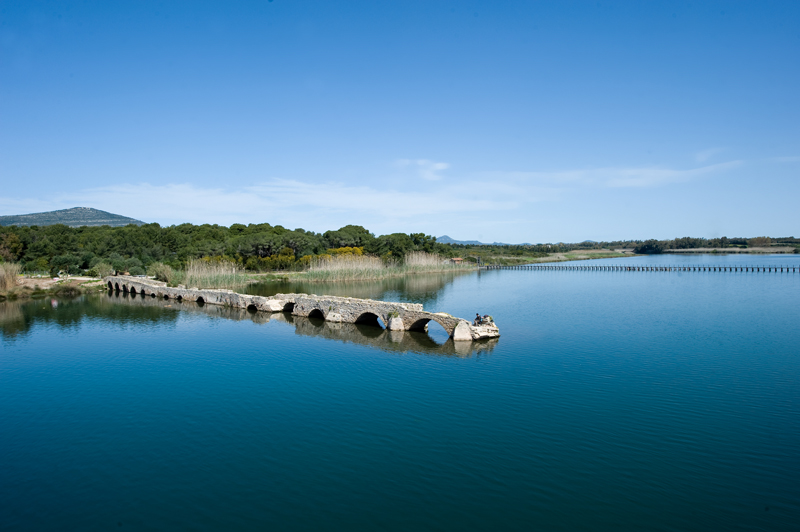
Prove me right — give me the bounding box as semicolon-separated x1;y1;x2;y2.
695;147;726;163
396;159;450;181
605;161;742;188
489;160;743;189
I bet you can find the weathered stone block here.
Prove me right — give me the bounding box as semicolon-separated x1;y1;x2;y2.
387;317;405;330
452;321;473;341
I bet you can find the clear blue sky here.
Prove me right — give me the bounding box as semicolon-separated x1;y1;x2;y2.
1;0;798;243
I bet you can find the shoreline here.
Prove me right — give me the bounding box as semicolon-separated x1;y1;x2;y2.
0;277;106;302
656;247;796;254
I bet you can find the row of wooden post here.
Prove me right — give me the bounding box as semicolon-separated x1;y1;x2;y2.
483;264;798;273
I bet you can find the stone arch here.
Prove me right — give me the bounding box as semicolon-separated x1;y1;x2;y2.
107;281;113;290
176;295;183;301
407;315;455;337
247;304;258;313
408;318;432;332
196;296;205;305
163;294;169;300
424;320;450;342
355;312;384;329
114;282;120;291
130;286;137;295
283;302;295;313
308;308;325;320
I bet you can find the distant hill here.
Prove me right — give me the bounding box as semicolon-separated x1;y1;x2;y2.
437;235;532;246
437;235;486;245
0;207;145;227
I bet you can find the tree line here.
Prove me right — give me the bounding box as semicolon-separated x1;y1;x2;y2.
2;223;796;275
632;236;798;254
0;223;455;275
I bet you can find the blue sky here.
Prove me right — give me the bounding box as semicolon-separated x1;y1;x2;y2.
1;0;798;243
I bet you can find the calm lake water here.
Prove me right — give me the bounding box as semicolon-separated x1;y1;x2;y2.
2;255;799;531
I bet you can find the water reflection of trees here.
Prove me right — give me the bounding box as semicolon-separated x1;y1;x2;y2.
1;291;497;357
0;292;179;340
245;272;473;307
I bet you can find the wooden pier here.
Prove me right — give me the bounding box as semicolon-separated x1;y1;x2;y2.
483;264;799;273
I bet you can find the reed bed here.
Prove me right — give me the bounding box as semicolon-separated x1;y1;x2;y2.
0;263;22;290
307;255;386;282
305;252;471;282
403;251;462;272
182;259;245;289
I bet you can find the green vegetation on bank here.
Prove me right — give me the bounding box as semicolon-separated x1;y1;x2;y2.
631;236;800;254
0;283;100;302
0;223;454;276
0;262;105;302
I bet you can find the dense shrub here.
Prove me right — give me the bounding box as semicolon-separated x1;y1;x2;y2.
147;262;175;283
87;262;114;278
50;254;82;275
747;236;772;247
633;240;664;254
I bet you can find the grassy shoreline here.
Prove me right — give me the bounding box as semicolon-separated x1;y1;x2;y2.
0;279;107;302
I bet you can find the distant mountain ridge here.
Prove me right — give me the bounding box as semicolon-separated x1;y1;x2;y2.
0;207;145;227
437;235;532;246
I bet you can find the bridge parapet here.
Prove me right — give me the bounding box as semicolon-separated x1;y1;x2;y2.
103;276;499;341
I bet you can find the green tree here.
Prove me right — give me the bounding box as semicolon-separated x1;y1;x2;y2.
634;240;664;254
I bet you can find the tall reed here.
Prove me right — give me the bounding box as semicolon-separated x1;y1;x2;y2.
305;252;470;282
403;251;460;271
307;255;386;282
183;259;245;289
0;263;22;290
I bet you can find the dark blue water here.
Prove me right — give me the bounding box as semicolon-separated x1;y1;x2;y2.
2;255;799;531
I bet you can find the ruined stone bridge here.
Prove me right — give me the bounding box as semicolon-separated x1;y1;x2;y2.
104;276;500;341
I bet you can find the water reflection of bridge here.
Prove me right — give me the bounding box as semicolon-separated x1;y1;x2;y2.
105;291;498;357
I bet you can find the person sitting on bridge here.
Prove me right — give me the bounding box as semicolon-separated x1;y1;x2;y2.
474;313;482;326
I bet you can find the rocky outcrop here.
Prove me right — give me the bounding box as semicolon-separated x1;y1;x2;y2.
104;276;500;341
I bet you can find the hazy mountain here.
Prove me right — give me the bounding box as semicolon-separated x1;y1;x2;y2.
437;235;485;245
437;235;532;246
0;207;145;227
